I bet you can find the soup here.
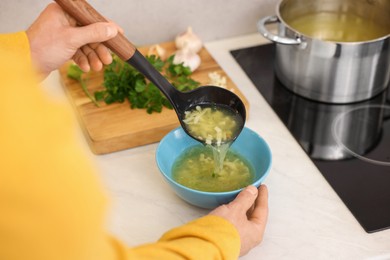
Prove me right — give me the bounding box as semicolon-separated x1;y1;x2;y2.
286;12;389;42
172;145;254;192
182;105;243;146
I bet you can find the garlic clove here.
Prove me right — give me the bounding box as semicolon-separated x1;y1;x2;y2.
175;26;203;54
147;44;167;60
208;71;227;88
173;48;201;72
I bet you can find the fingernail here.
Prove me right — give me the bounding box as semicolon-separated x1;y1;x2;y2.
246;186;258;195
106;25;116;37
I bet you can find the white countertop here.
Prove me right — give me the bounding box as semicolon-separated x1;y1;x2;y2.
43;34;390;260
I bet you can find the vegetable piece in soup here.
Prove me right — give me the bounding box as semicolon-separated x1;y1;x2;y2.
172;145;254;192
182;105;243;146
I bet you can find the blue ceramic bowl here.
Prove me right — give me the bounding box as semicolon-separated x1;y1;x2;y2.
156;127;272;209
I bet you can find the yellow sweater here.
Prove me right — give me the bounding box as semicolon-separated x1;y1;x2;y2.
0;32;240;260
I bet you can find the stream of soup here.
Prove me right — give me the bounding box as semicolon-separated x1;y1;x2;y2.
172;145;254;192
180;104;248;190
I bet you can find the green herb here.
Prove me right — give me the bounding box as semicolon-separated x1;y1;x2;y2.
95;54;200;114
67;54;201;114
165;55;200;92
67;64;100;107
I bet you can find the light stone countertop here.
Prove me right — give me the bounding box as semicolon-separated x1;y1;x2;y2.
42;34;390;260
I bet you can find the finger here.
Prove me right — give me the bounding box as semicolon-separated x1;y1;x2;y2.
69;22;118;49
94;44;113;65
246;203;255;218
249;185;269;225
72;49;90;72
81;45;103;71
88;42;100;50
228;185;258;211
105;18;124;34
86;43;113;65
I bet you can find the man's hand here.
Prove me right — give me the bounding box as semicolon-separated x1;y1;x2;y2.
209;185;268;256
26;3;121;77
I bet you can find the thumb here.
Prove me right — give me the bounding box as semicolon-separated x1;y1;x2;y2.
229;185;258;211
69;22;118;48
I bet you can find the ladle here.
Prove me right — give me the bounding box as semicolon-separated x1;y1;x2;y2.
54;0;246;145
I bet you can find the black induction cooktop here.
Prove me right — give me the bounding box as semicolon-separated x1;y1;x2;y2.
231;43;390;233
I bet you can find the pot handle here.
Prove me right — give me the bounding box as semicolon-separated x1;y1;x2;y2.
257;15;302;45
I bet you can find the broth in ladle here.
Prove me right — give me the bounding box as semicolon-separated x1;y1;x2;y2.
182;104;243;146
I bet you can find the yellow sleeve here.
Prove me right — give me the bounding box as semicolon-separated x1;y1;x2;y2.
0;32;240;260
0;31;116;260
128;216;240;260
0;31;32;65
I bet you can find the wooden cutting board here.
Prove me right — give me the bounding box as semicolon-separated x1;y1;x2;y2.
58;41;249;154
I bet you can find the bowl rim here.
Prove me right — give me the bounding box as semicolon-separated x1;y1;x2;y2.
155;126;272;195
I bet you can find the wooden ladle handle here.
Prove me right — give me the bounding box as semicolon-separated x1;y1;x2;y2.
54;0;136;60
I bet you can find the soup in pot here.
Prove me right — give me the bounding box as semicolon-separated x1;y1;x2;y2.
286;12;389;42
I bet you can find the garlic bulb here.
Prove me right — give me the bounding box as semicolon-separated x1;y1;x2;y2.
173;48;201;72
175;27;203;53
147;44;167;60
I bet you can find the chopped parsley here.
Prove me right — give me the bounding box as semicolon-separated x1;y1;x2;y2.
67;54;201;114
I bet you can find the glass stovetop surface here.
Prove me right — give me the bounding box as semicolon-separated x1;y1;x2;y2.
231;43;390;233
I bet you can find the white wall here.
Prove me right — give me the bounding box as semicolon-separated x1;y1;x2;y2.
0;0;278;45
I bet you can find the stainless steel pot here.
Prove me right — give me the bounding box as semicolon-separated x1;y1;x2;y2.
258;0;390;104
